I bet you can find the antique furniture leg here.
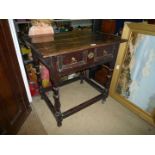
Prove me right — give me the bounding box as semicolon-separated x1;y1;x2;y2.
80;71;84;84
47;57;63;127
103;44;119;96
53;86;63;126
101;64;114;103
101;88;108;104
33;57;44;99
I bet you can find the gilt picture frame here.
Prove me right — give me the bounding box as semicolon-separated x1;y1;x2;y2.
110;23;155;125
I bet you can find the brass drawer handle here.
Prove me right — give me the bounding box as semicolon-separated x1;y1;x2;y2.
103;50;108;55
71;57;77;63
88;52;94;59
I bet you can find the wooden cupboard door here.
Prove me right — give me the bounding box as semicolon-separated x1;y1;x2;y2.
101;20;116;34
0;20;31;134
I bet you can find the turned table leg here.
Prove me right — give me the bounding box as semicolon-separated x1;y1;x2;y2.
80;71;84;84
33;58;44;98
53;86;63;126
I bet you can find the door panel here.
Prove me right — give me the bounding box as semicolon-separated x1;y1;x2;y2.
0;20;31;134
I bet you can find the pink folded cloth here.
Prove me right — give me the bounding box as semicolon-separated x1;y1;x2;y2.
28;24;54;36
28;20;54;43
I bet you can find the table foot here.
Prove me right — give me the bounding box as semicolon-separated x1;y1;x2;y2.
101;89;108;104
57;121;62;127
55;111;63;127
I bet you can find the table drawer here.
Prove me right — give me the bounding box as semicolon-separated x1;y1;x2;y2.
95;45;114;61
57;51;86;72
57;45;115;72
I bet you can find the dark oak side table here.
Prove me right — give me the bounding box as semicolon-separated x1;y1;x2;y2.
25;31;126;126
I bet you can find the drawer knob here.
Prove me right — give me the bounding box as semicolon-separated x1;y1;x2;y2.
103;50;108;55
71;57;77;63
88;52;94;59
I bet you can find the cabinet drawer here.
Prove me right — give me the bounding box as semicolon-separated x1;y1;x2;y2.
95;45;114;61
57;51;86;72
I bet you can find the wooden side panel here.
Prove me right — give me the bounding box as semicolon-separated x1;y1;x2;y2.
0;20;31;134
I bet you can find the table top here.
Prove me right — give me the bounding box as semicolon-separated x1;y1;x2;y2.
27;31;126;58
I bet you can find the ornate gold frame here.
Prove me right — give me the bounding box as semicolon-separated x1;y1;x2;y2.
110;23;155;126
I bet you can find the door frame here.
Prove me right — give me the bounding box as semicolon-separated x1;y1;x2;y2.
8;19;32;103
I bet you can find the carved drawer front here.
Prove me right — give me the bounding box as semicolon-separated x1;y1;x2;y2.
57;51;86;72
95;45;114;61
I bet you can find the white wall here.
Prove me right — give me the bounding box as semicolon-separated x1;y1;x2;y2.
8;19;32;103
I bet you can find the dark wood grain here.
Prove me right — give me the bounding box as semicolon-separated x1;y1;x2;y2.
30;31;126;57
0;20;31;134
27;30;126;126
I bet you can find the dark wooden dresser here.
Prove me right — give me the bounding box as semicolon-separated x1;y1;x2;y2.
25;31;126;126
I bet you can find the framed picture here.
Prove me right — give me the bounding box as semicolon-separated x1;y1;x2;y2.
110;23;155;125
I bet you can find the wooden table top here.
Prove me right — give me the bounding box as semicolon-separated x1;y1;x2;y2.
27;31;126;58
